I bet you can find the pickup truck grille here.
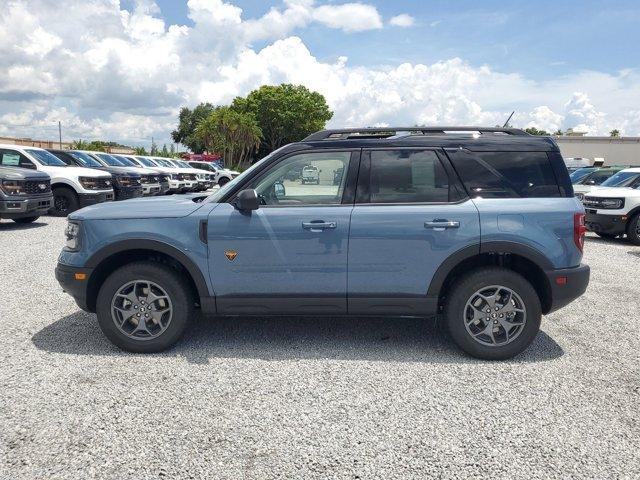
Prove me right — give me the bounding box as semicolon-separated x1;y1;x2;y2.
140;175;159;184
24;180;51;194
185;174;197;181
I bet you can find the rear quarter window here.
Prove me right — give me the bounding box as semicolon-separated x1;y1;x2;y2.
450;151;561;198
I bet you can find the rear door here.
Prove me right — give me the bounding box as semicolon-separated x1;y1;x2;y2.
347;148;481;315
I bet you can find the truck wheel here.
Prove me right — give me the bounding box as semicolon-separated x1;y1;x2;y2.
96;261;194;353
13;216;39;224
218;177;230;187
51;188;79;216
444;267;542;360
626;214;640;246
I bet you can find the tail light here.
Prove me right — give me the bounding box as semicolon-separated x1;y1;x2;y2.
574;212;586;252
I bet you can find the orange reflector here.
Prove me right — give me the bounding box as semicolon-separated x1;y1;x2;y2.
555;276;567;285
74;273;87;281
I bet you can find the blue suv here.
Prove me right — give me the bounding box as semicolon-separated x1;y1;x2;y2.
55;127;590;359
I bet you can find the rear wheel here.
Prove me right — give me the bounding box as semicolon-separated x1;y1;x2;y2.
51;188;79;216
626;214;640;246
444;267;542;360
96;261;194;353
13;216;39;224
218;177;230;187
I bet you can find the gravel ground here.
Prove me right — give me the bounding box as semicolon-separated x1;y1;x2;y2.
1;216;639;480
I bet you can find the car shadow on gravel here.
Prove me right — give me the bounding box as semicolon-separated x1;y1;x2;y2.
32;311;564;364
0;220;48;231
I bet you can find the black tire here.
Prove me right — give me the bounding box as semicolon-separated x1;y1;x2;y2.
444;267;542;360
596;232;618;240
50;187;79;216
12;216;39;224
627;214;640;246
96;261;194;353
218;177;230;187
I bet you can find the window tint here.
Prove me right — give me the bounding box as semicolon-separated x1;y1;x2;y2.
0;149;36;169
368;150;449;203
68;151;102;168
451;151;560;198
25;149;66;166
249;151;351;206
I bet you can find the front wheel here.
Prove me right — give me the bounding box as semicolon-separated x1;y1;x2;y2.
626;214;640;246
13;216;39;224
50;188;79;216
444;267;542;360
96;262;194;353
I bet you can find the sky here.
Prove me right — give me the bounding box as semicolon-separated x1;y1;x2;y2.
1;0;639;149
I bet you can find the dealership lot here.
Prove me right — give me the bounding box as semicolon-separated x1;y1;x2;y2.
1;217;639;479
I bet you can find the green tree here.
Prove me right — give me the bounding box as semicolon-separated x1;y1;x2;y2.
195;106;261;169
171;103;217;153
610;129;620;137
554;129;563;136
160;144;169;157
232;84;332;156
525;127;550;136
133;146;148;155
71;139;104;151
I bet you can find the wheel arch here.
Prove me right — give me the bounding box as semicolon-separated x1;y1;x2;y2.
84;239;209;313
51;181;79;194
428;242;553;314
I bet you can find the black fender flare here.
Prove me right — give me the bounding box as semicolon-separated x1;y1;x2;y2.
85;239;209;299
426;241;553;297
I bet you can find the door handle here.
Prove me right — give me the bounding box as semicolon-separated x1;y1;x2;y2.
302;221;337;232
424;220;460;231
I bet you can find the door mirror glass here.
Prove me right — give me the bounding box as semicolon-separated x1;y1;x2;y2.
274;181;286;199
234;189;260;211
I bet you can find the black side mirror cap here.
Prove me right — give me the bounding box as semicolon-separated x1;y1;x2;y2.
234;189;260;211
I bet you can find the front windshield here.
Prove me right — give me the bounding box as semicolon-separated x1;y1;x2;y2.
155;158;176;168
136;157;157;168
570;168;596;183
600;171;640;187
94;153;125;167
175;160;190;168
113;155;136;167
69;151;102;168
26;149;67;166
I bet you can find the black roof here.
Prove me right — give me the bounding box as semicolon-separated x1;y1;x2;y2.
298;127;559;152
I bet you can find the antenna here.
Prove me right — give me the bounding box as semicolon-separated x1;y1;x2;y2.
503;111;515;128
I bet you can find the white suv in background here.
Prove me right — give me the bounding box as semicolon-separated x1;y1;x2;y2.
128;156;184;194
0;144;113;216
152;158;198;192
187;160;240;186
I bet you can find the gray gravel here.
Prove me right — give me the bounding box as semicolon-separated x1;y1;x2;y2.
1;216;639;479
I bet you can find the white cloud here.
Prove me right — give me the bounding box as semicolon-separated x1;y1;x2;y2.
389;14;415;27
0;0;640;148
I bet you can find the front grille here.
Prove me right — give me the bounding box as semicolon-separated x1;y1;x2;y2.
140;175;157;184
95;178;112;189
24;180;51;194
583;196;602;208
185;174;197;181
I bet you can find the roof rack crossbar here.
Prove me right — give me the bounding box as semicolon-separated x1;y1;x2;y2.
303;126;528;141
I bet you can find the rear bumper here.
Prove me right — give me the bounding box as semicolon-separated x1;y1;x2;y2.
78;191;114;208
0;195;52;218
585;211;627;235
545;263;590;313
55;263;94;312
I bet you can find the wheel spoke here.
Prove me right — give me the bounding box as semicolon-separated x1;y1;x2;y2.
113;306;136;323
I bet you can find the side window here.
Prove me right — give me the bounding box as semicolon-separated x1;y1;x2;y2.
0;149;36;169
584;170;613;186
450;151;561;198
249;151;352;206
368;150;449;203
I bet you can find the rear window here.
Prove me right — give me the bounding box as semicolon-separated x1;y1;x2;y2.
450;151;561;198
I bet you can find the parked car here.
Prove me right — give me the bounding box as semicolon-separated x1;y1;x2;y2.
151;158;198;192
0;144;113;216
171;159;212;191
187;160;239;186
572;166;627;200
55;126;589;360
127;156;182;194
111;155;169;196
49;150;143;201
88;152;160;197
301;165;320;184
583;167;640;243
0;163;52;224
569;167;598;184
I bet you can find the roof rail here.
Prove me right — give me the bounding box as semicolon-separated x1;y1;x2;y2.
303;126;529;141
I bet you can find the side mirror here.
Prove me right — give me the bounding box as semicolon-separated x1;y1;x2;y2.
234;189;259;211
587;180;596;185
274;181;286;199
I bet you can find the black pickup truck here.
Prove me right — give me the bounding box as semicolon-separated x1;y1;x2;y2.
0;165;53;223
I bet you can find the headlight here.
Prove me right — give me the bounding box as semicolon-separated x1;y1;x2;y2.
0;180;25;195
79;177;105;190
64;221;81;251
599;198;624;209
116;175;131;186
171;174;179;180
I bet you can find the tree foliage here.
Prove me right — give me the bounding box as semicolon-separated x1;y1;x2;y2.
133;146;148;155
195;106;261;169
610;129;620;137
524;127;550;136
232;84;333;156
171;103;217;153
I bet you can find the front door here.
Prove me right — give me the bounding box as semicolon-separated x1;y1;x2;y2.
348;148;481;315
207;150;358;315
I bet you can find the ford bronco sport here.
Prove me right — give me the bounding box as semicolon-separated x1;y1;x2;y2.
55;127;590;360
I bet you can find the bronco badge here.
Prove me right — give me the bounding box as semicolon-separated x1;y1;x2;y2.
225;250;238;261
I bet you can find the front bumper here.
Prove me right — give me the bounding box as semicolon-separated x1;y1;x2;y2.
545;263;590;313
157;182;170;195
142;184;161;196
585;211;627;236
180;181;197;192
114;185;143;201
55;262;94;312
168;180;185;192
0;195;53;218
78;191;114;208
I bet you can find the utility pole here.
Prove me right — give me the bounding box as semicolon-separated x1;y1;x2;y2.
58;121;62;149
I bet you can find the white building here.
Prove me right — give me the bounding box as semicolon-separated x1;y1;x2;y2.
556;135;640;166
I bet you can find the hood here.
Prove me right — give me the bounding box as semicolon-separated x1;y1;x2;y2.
100;165;141;177
584;187;640;198
70;194;208;220
0;165;50;180
40;165;112;178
